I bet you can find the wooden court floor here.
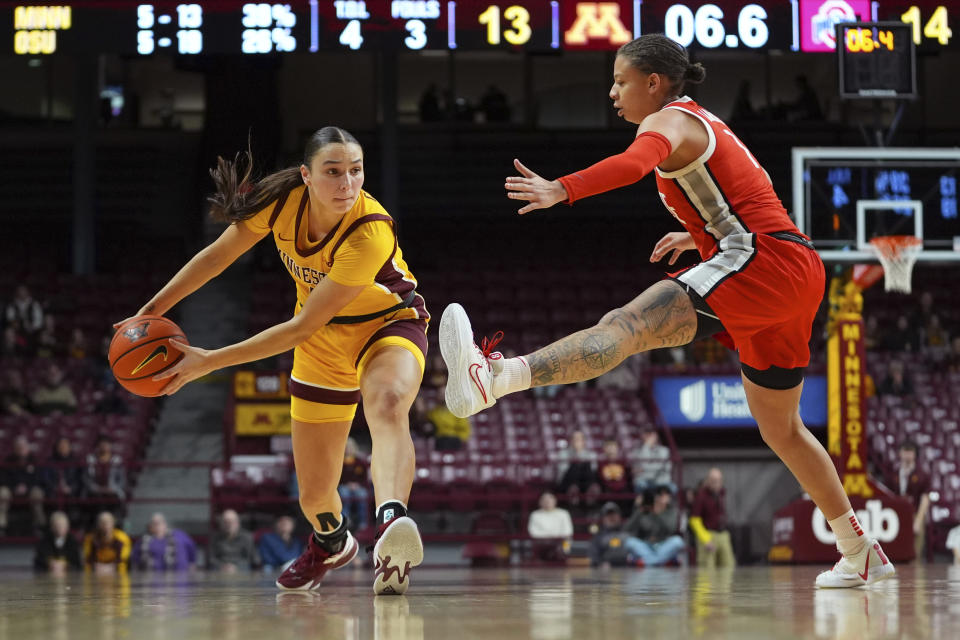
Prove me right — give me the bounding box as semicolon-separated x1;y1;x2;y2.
0;564;957;639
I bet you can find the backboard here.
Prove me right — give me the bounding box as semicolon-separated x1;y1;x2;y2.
792;147;960;261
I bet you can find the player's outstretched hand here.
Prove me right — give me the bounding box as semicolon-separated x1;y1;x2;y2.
505;159;569;215
650;231;696;265
152;340;215;395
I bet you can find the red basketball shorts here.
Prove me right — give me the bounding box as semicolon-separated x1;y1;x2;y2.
671;232;826;371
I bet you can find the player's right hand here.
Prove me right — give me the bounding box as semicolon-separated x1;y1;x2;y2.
505;159;569;215
650;232;696;265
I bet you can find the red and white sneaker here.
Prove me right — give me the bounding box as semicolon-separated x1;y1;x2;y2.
275;531;358;591
439;303;502;418
372;517;424;596
815;539;896;588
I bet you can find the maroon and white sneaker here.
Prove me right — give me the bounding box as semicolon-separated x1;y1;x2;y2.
275;531;358;591
815;539;896;588
372;517;424;596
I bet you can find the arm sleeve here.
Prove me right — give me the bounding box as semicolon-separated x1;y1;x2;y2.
560;510;574;538
557;131;673;204
689;516;713;545
327;221;395;287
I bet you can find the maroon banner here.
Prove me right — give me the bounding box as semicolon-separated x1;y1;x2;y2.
770;492;915;563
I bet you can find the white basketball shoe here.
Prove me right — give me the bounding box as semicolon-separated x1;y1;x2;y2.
439;303;504;418
815;539;896;588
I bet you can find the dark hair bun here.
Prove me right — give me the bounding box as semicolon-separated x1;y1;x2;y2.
684;62;707;84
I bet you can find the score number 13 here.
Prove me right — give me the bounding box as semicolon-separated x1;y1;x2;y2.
478;5;532;45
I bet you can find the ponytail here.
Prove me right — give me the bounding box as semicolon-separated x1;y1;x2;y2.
207;126;363;223
207;148;302;223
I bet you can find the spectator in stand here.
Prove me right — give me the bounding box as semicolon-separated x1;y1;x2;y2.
630;429;675;494
427;399;471;451
0;435;46;534
42;436;85;499
527;492;574;562
878;360;914;398
31;362;77;415
338;438;370;530
34;315;61;358
589;501;678;568
881;315;920;353
911;291;934;329
556;430;600;508
34;511;81;573
1;325;29;358
690;468;735;567
85;435;126;502
947;524;960;564
888;440;930;560
597;439;632;501
409;396;435;440
0;369;33;416
623;487;686;566
67;327;89;360
133;512;197;571
209;509;260;572
863;316;886;352
479;84;511;123
94;380;130;415
424;354;447;390
4;284;44;337
258;515;304;572
922;314;949;354
83;511;131;573
944;336;960;374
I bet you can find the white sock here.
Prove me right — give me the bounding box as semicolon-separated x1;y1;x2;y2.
828;509;867;556
492;356;531;399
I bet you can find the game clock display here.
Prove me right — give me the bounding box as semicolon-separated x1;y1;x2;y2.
1;0;954;55
836;22;916;98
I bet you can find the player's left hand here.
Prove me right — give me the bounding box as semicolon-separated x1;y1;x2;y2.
153;340;216;395
505;159;569;215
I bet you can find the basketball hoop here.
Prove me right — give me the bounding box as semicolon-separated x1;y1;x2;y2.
868;236;923;294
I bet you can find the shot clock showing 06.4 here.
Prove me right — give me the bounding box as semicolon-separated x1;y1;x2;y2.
843;24;896;52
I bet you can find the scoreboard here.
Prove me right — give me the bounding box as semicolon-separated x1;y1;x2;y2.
2;1;954;55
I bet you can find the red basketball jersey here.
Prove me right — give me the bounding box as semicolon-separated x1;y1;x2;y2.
654;97;801;260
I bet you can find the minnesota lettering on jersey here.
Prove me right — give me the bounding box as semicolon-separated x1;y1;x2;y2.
277;245;324;288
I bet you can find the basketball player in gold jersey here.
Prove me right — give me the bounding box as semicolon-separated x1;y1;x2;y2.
121;127;426;595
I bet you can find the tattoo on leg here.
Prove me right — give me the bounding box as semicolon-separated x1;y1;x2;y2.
528;328;623;387
525;281;697;388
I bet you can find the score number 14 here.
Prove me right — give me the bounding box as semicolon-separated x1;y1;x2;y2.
900;5;952;45
478;5;532;45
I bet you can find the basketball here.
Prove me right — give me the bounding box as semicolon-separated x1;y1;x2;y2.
109;316;189;397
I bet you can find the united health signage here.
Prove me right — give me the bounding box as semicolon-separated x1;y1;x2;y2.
653;376;827;427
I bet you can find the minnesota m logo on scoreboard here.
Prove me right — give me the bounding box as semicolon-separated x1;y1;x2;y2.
564;2;632;46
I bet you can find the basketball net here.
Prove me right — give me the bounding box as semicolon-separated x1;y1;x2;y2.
868;235;922;294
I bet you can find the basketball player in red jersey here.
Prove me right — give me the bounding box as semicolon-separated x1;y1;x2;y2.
117;128;426;595
440;35;893;588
